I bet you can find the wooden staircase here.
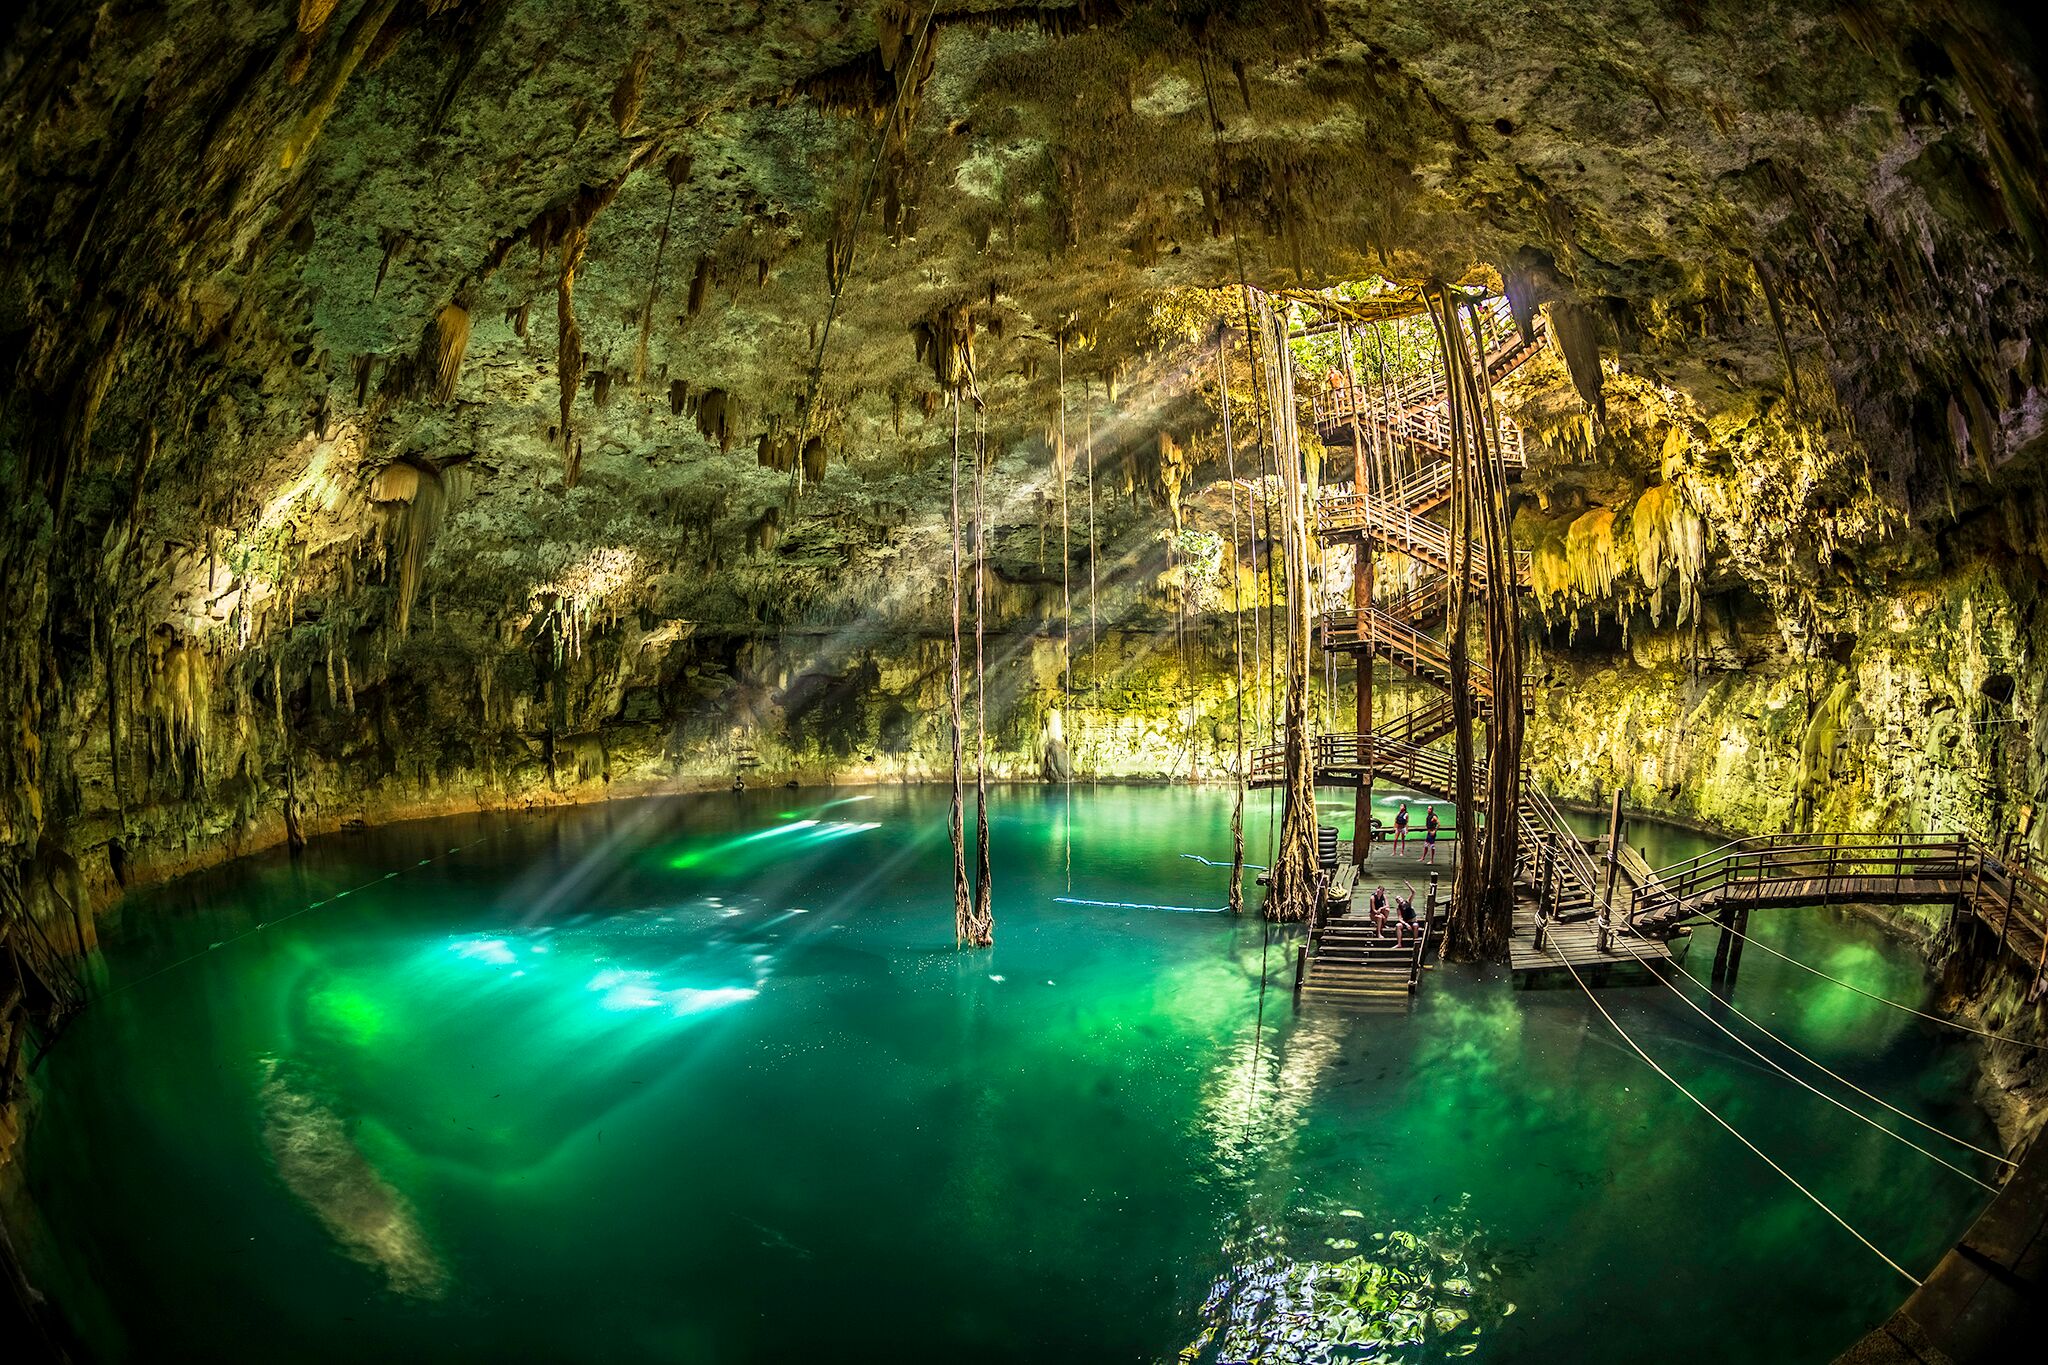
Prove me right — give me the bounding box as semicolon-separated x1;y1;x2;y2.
1311;295;1545;466
1298;919;1425;1009
1277;291;1630;986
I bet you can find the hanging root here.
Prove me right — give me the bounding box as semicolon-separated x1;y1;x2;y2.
557;231;589;486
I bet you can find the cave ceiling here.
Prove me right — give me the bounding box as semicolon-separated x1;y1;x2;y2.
3;0;2046;653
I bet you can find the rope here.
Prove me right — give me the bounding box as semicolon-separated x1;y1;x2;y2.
948;395;970;944
1059;333;1072;887
971;388;993;941
1053;896;1225;914
1249;916;1272;1123
1618;927;2016;1169
1086;403;1098;699
93;832;500;1004
794;0;943;459
1707;913;2048;1050
1555;949;1925;1287
1603;932;2001;1190
1184;853;1269;871
1221;337;1249;914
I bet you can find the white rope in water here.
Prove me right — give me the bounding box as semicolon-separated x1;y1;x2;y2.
1619;926;2016;1170
1053;896;1225;914
1605;932;2001;1190
1707;914;2048;1050
1555;949;1925;1287
95;833;500;1002
1183;853;1268;871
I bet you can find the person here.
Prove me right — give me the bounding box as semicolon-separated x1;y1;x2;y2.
1367;884;1389;937
1395;882;1418;945
1392;801;1410;855
1423;808;1441;864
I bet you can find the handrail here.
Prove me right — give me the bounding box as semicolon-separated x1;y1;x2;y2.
1310;300;1546;462
1629;829;2048;969
1315;490;1533;587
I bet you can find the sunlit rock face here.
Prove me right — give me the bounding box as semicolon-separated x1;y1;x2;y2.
1;1;2044;918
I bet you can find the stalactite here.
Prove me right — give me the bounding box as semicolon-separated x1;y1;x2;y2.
1543;297;1606;421
429;301;470;404
687;256;712;318
611;47;652;134
695;388;735;452
280;0;403;170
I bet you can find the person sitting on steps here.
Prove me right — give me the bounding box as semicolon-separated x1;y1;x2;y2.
1395;882;1419;945
1367;884;1389;938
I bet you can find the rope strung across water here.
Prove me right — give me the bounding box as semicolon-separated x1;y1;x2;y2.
93;832;501;1004
1618;926;2016;1170
1052;896;1225;914
1555;947;1925;1286
1183;853;1268;871
1604;932;2001;1190
1704;914;2048;1050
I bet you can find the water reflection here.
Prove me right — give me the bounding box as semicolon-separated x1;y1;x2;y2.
1183;1202;1504;1363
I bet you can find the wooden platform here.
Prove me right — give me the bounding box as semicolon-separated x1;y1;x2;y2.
1710;875;1966;908
1508;892;1673;979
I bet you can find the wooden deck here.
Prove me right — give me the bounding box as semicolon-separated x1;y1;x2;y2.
1708;875;1966;908
1509;891;1673;979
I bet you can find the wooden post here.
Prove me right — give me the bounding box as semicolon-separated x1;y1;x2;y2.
1711;904;1736;984
1724;905;1749;985
1603;787;1624;912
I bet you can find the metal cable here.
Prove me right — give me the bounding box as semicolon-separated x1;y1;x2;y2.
1555;949;1924;1287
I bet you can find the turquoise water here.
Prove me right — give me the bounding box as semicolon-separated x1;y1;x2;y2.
22;786;1997;1362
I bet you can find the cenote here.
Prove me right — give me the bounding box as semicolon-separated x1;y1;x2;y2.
5;4;2047;1360
20;788;2000;1363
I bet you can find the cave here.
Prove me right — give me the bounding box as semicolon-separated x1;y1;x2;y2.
3;2;2046;1361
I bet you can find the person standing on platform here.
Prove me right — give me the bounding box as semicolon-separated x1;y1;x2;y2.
1392;801;1410;854
1423;808;1441;865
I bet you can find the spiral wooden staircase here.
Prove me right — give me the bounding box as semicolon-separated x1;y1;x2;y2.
1252;294;1644;992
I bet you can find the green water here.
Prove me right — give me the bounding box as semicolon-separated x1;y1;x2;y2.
22;786;1998;1363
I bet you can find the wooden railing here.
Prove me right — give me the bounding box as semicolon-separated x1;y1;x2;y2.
1309;297;1546;464
1520;785;1605;921
1314;490;1532;587
1322;607;1486;694
1249;733;1468;794
1642;831;1969;914
1629;832;2048;971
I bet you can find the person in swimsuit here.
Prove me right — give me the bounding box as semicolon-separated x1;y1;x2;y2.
1423;808;1441;864
1395;882;1418;944
1367;884;1389;937
1392;801;1410;855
